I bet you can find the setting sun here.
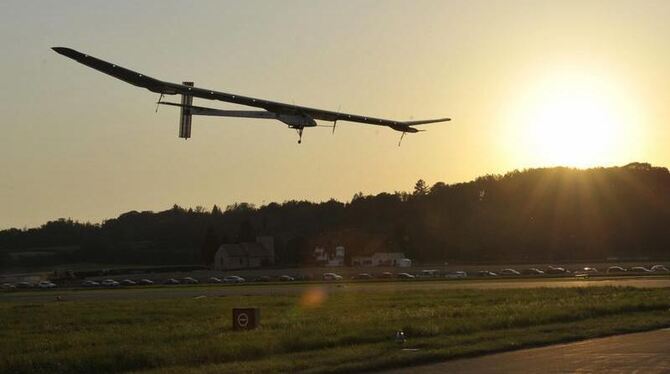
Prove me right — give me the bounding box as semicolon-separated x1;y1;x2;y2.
506;69;644;168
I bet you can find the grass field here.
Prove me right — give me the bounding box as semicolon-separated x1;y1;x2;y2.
1;286;669;373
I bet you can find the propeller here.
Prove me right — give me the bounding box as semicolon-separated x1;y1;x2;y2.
155;93;164;113
333;104;341;135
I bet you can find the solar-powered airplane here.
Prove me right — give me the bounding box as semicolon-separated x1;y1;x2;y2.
53;47;451;145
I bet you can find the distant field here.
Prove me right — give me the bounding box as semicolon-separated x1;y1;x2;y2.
1;286;670;373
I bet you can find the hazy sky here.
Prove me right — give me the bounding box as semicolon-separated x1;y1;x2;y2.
2;0;670;229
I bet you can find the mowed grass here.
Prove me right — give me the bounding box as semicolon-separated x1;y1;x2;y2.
1;286;669;373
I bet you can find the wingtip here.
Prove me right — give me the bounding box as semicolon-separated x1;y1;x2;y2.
51;47;80;59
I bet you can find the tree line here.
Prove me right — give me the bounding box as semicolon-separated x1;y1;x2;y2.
2;162;670;270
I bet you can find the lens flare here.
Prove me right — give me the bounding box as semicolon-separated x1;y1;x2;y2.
299;287;327;308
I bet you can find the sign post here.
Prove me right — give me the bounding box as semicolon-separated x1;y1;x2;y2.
232;308;260;330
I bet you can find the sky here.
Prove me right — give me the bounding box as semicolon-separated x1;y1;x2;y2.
1;0;670;229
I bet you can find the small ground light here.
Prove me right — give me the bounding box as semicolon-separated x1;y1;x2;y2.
395;330;406;344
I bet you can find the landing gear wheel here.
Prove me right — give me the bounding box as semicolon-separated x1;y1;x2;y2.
296;128;304;144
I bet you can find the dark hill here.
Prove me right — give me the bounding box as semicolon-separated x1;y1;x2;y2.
2;162;669;269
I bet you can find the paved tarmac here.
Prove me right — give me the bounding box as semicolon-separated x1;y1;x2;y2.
385;328;670;374
1;276;669;303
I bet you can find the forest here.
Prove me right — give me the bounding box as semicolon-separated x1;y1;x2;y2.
2;162;669;270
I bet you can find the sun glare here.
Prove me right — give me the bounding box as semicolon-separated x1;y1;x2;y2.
507;70;641;168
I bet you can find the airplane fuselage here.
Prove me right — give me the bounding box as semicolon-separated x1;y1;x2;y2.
388;124;419;133
277;114;317;129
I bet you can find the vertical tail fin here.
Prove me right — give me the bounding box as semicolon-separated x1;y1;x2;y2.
179;82;194;139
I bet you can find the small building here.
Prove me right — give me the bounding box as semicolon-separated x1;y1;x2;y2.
396;258;412;267
352;252;411;267
351;256;373;267
214;236;275;270
313;245;346;267
326;246;345;267
313;247;328;262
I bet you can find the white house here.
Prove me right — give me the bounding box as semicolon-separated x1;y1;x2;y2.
326;246;345;267
313;245;346;267
313;247;328;262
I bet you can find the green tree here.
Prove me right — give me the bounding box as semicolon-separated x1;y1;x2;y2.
236;220;256;242
413;179;428;196
200;227;220;266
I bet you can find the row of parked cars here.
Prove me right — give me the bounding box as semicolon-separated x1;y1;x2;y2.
76;272;395;286
330;264;670;280
602;265;669;274
80;275;249;287
82;279;155;287
3;264;668;290
1;280;57;289
458;264;669;278
1;274;303;290
431;264;670;278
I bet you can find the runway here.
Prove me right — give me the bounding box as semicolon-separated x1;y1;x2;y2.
384;328;670;373
2;276;669;303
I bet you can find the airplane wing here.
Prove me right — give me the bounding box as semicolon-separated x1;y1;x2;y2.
52;47;450;130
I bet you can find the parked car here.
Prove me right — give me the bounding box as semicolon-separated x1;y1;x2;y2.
352;273;373;280
181;277;199;284
16;282;33;289
82;280;100;287
37;281;57;289
279;275;295;281
378;272;394;279
500;268;521;276
629;266;652;273
521;268;544;275
397;272;416;279
138;279;154;285
323;273;343;281
651;265;669;273
545;266;570;274
101;279;120;287
223;275;245;283
1;283;16;289
209;277;222;283
573;267;598;277
477;270;498;277
163;278;180;285
253;276;271;282
420;270;439;278
445;271;467;279
607;266;627;274
121;279;137;286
